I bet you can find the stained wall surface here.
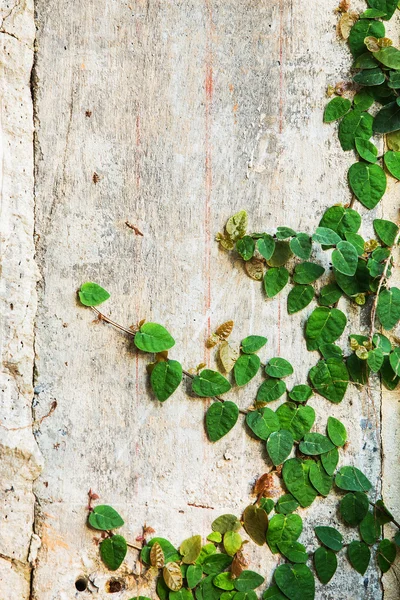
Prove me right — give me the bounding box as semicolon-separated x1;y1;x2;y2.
0;0;399;598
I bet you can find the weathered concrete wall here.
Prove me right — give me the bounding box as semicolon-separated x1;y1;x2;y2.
0;0;399;598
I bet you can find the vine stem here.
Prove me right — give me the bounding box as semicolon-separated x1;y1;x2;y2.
369;227;400;341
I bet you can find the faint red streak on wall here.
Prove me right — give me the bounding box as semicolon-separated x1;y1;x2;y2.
135;106;141;398
279;0;284;134
204;0;213;364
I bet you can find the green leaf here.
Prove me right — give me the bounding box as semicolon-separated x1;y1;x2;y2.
236;236;255;261
347;354;370;385
193;370;232;397
332;241;358;276
374;100;400;133
150;359;182;402
196;543;216;566
299;433;335;456
354;89;374;111
207;532;222;543
264;267;289;298
275;493;300;515
234;571;264;592
373;218;399;246
100;535;127;570
312;227;341;246
289;233;312;260
234;354;260;386
259;498;274;515
309;461;333;496
282;458;318;508
384;150;400;180
276;227;296;239
276;402;315;441
309;358;349;403
288;385;313;403
226;211;248;241
79;282;110;306
88;505;124;531
241;335;268;354
187;565;203;589
314;526;343;551
266;241;293;267
245;407;280;440
323;97;351;123
374;499;394;525
373;333;392;354
305;307;347;351
366;0;398;19
169;590;194;600
267;514;303;554
321;448;339;476
265;357;293;378
377;539;397;572
314;547;337;584
206;401;239;442
256;379;286;403
319;206;361;237
214;573;235;591
319;343;343;360
211;514;241;535
377;287;400;329
242;505;268;546
277;541;307;563
327;416;347;447
374;46;400;70
335;466;372;492
319;283;342;307
348;162;386;209
389;347;400;375
180;536;202;564
367;347;384;372
274;564;315;600
263;585;288;600
202;554;233;575
257;235;275;260
388;70;400;89
293;262;324;284
134;323;175;353
340;492;369;526
267;430;294;466
353;52;379;69
223;531;242;556
345;232;365;256
287;285;314;314
382;355;400;389
353;67;385;86
338;110;373;151
347;541;371;575
348;19;385;57
141;538;180;565
359;511;380;545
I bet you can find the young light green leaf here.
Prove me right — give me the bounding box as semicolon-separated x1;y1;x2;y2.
389;347;400;375
242;505;268;546
223;531;242;556
314;547;337;584
327;416;347;447
234;571;265;592
264;267;289;298
289;233;312;260
213;573;235;591
275;494;300;515
309;461;333;496
265;357;293;378
192;370;231;397
289;384;313;403
211;514;241;535
282;459;318;508
134;323;175;353
241;335;268;354
348;19;385;57
338;110;373;151
321;447;339;476
245;407;280;440
196;544;216;566
384;150;400;180
266;514;303;554
340;492;369;526
332;241;358;276
88;505;124;531
267;430;294;466
387;129;400;151
348;162;386;209
305;307;347;351
309;358;349;403
323;97;351;123
314;526;343;551
377;287;400;329
226;211;248;241
312;227;341;246
287;285;314;314
206;401;239;442
373;218;399;246
257;234;275;261
100;535;127;570
347;541;371;575
355;137;378;163
79;282;110;306
276;402;315;441
234;354;260;386
299;433;335;456
319;283;342;307
274;564;315;600
256;379;286;403
180;536;202;565
236;236;255;261
377;539;397;573
335;466;372;492
293;262;324;284
150;359;183;402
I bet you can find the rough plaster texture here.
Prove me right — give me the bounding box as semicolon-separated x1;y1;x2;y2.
0;0;399;598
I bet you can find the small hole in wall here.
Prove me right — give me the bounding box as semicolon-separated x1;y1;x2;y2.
75;577;88;592
105;578;124;593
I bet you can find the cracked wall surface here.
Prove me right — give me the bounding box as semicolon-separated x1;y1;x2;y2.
0;0;399;599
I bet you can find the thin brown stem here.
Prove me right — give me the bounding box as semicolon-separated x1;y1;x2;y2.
91;307;137;337
126;541;143;551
